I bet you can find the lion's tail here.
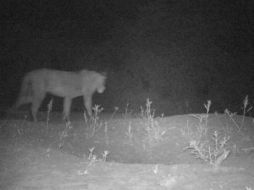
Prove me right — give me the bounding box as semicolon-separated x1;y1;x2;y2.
12;74;34;109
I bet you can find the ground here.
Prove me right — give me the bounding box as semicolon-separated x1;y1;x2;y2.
0;111;254;190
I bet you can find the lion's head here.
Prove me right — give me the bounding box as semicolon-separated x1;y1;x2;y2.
79;70;107;94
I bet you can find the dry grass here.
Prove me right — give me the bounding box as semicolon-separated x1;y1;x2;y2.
184;100;231;168
83;105;104;138
140;99;166;149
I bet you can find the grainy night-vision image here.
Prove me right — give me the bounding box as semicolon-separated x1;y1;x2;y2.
1;1;254;189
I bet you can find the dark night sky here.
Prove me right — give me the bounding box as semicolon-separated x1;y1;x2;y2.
1;0;254;115
1;0;141;41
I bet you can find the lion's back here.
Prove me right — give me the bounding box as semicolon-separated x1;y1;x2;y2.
42;69;83;96
25;68;106;97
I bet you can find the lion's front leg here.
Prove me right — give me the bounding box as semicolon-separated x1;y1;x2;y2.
31;92;45;122
63;97;72;121
83;95;92;116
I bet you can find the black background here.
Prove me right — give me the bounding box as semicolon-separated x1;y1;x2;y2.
1;0;254;115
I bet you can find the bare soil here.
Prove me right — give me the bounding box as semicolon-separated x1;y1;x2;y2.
1;112;254;190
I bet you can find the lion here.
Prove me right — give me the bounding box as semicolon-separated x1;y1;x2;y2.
12;68;106;121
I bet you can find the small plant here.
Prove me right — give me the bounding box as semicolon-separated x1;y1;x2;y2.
190;114;208;141
88;147;95;160
104;122;109;145
141;99;166;149
241;95;252;130
102;150;109;162
84;105;104;138
144;119;166;147
58;120;73;149
184;100;231;168
224;109;240;131
78;147;109;175
185;130;230;168
183;100;211;142
140;98;154;120
123;103;133;119
125;121;134;144
224;95;252;133
204;100;211;127
79;147;97;175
